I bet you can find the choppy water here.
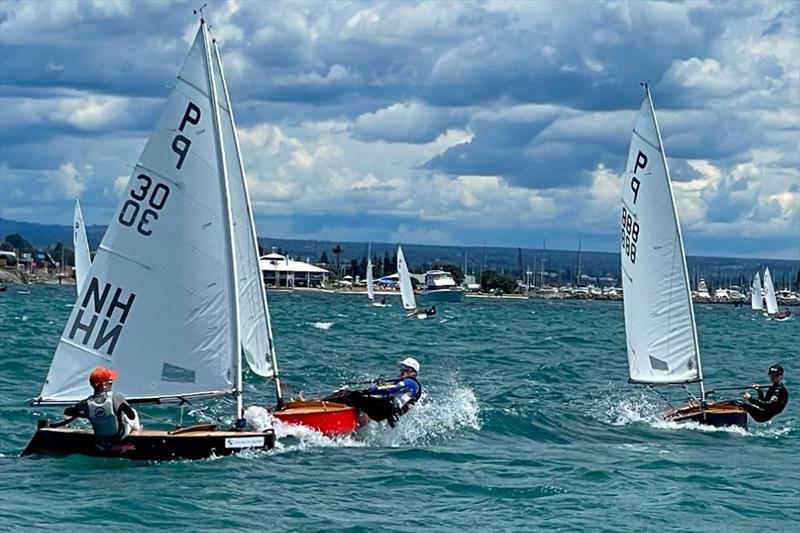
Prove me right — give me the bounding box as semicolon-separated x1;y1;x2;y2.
1;286;798;531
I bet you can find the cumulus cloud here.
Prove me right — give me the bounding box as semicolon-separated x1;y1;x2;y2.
0;0;797;258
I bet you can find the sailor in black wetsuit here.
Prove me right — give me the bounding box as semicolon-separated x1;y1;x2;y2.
743;364;788;423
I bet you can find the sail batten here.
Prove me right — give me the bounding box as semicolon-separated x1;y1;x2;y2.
40;24;238;404
620;87;702;386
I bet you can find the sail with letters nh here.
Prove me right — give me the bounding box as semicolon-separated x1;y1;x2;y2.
73;199;91;295
763;268;779;315
366;245;374;302
210;38;276;382
620;85;702;386
751;272;763;311
38;23;243;404
397;246;416;311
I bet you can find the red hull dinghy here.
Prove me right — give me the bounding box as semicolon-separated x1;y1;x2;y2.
272;400;365;436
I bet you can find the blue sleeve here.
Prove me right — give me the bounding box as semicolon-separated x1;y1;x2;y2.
368;378;416;396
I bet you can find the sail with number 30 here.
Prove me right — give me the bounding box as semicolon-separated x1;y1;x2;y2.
38;22;269;404
620;86;702;385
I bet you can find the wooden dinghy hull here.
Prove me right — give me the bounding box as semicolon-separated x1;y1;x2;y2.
22;423;276;460
272;400;364;436
664;401;748;429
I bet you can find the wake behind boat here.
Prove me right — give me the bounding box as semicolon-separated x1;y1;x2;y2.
23;17;277;459
620;84;746;429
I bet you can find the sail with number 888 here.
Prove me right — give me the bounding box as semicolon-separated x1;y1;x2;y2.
620;85;702;386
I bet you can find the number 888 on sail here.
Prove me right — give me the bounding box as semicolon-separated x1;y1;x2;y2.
621;207;640;263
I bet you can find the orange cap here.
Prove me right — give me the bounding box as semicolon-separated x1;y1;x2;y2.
89;367;119;387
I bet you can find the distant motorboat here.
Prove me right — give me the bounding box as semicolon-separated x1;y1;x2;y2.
419;270;465;302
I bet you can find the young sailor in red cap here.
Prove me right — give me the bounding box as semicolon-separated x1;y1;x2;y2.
63;367;141;441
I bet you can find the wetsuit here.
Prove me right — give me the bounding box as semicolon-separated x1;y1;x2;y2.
745;382;788;423
324;377;422;427
64;391;138;440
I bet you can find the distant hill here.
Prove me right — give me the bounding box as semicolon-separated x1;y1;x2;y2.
2;217;798;289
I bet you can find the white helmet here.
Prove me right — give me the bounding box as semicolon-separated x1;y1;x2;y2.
398;357;420;373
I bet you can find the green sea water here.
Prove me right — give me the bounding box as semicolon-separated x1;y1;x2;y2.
1;285;798;531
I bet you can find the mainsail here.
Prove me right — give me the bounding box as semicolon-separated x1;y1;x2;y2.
751;272;763;310
366;245;374;301
210;39;275;380
397;246;416;311
620;86;702;385
39;23;241;404
73;199;91;295
763;268;779;315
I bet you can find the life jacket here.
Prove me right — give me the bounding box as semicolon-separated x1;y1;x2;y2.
391;377;422;414
87;392;120;438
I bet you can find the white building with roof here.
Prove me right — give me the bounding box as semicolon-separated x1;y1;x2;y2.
259;252;329;288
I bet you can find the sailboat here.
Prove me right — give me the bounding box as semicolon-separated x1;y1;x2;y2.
751;272;763;311
73;199;91;294
397;245;432;318
620;84;747;429
23;17;278;459
763;268;791;320
365;244;386;307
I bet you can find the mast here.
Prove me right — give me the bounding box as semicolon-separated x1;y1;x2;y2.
201;19;243;420
645;83;705;401
211;36;283;408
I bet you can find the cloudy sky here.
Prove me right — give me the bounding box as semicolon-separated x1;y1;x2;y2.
1;0;798;258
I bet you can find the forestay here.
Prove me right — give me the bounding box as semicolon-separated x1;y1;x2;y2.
751;272;763;310
397;246;416;311
763;268;779;315
620;88;701;385
210;39;274;378
39;25;237;403
73;199;91;295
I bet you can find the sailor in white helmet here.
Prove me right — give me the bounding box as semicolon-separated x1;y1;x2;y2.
324;357;422;427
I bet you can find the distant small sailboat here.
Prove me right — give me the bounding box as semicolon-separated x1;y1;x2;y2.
73;199;91;294
397;245;432;318
763;268;791;321
620;84;746;429
750;272;763;311
24;17;276;459
365;244;386;307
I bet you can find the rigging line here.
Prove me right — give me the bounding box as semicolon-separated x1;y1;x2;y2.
646;385;676;410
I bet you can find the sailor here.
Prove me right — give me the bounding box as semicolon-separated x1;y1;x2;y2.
324;357;423;427
742;364;788;423
64;367;141;440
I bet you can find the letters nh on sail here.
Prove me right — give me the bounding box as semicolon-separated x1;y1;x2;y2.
67;277;136;356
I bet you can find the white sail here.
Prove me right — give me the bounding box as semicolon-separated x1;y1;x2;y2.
397;246;416;311
39;24;238;403
210;39;274;379
73;199;91;295
366;246;374;301
764;268;779;315
620;88;702;385
751;272;763;310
